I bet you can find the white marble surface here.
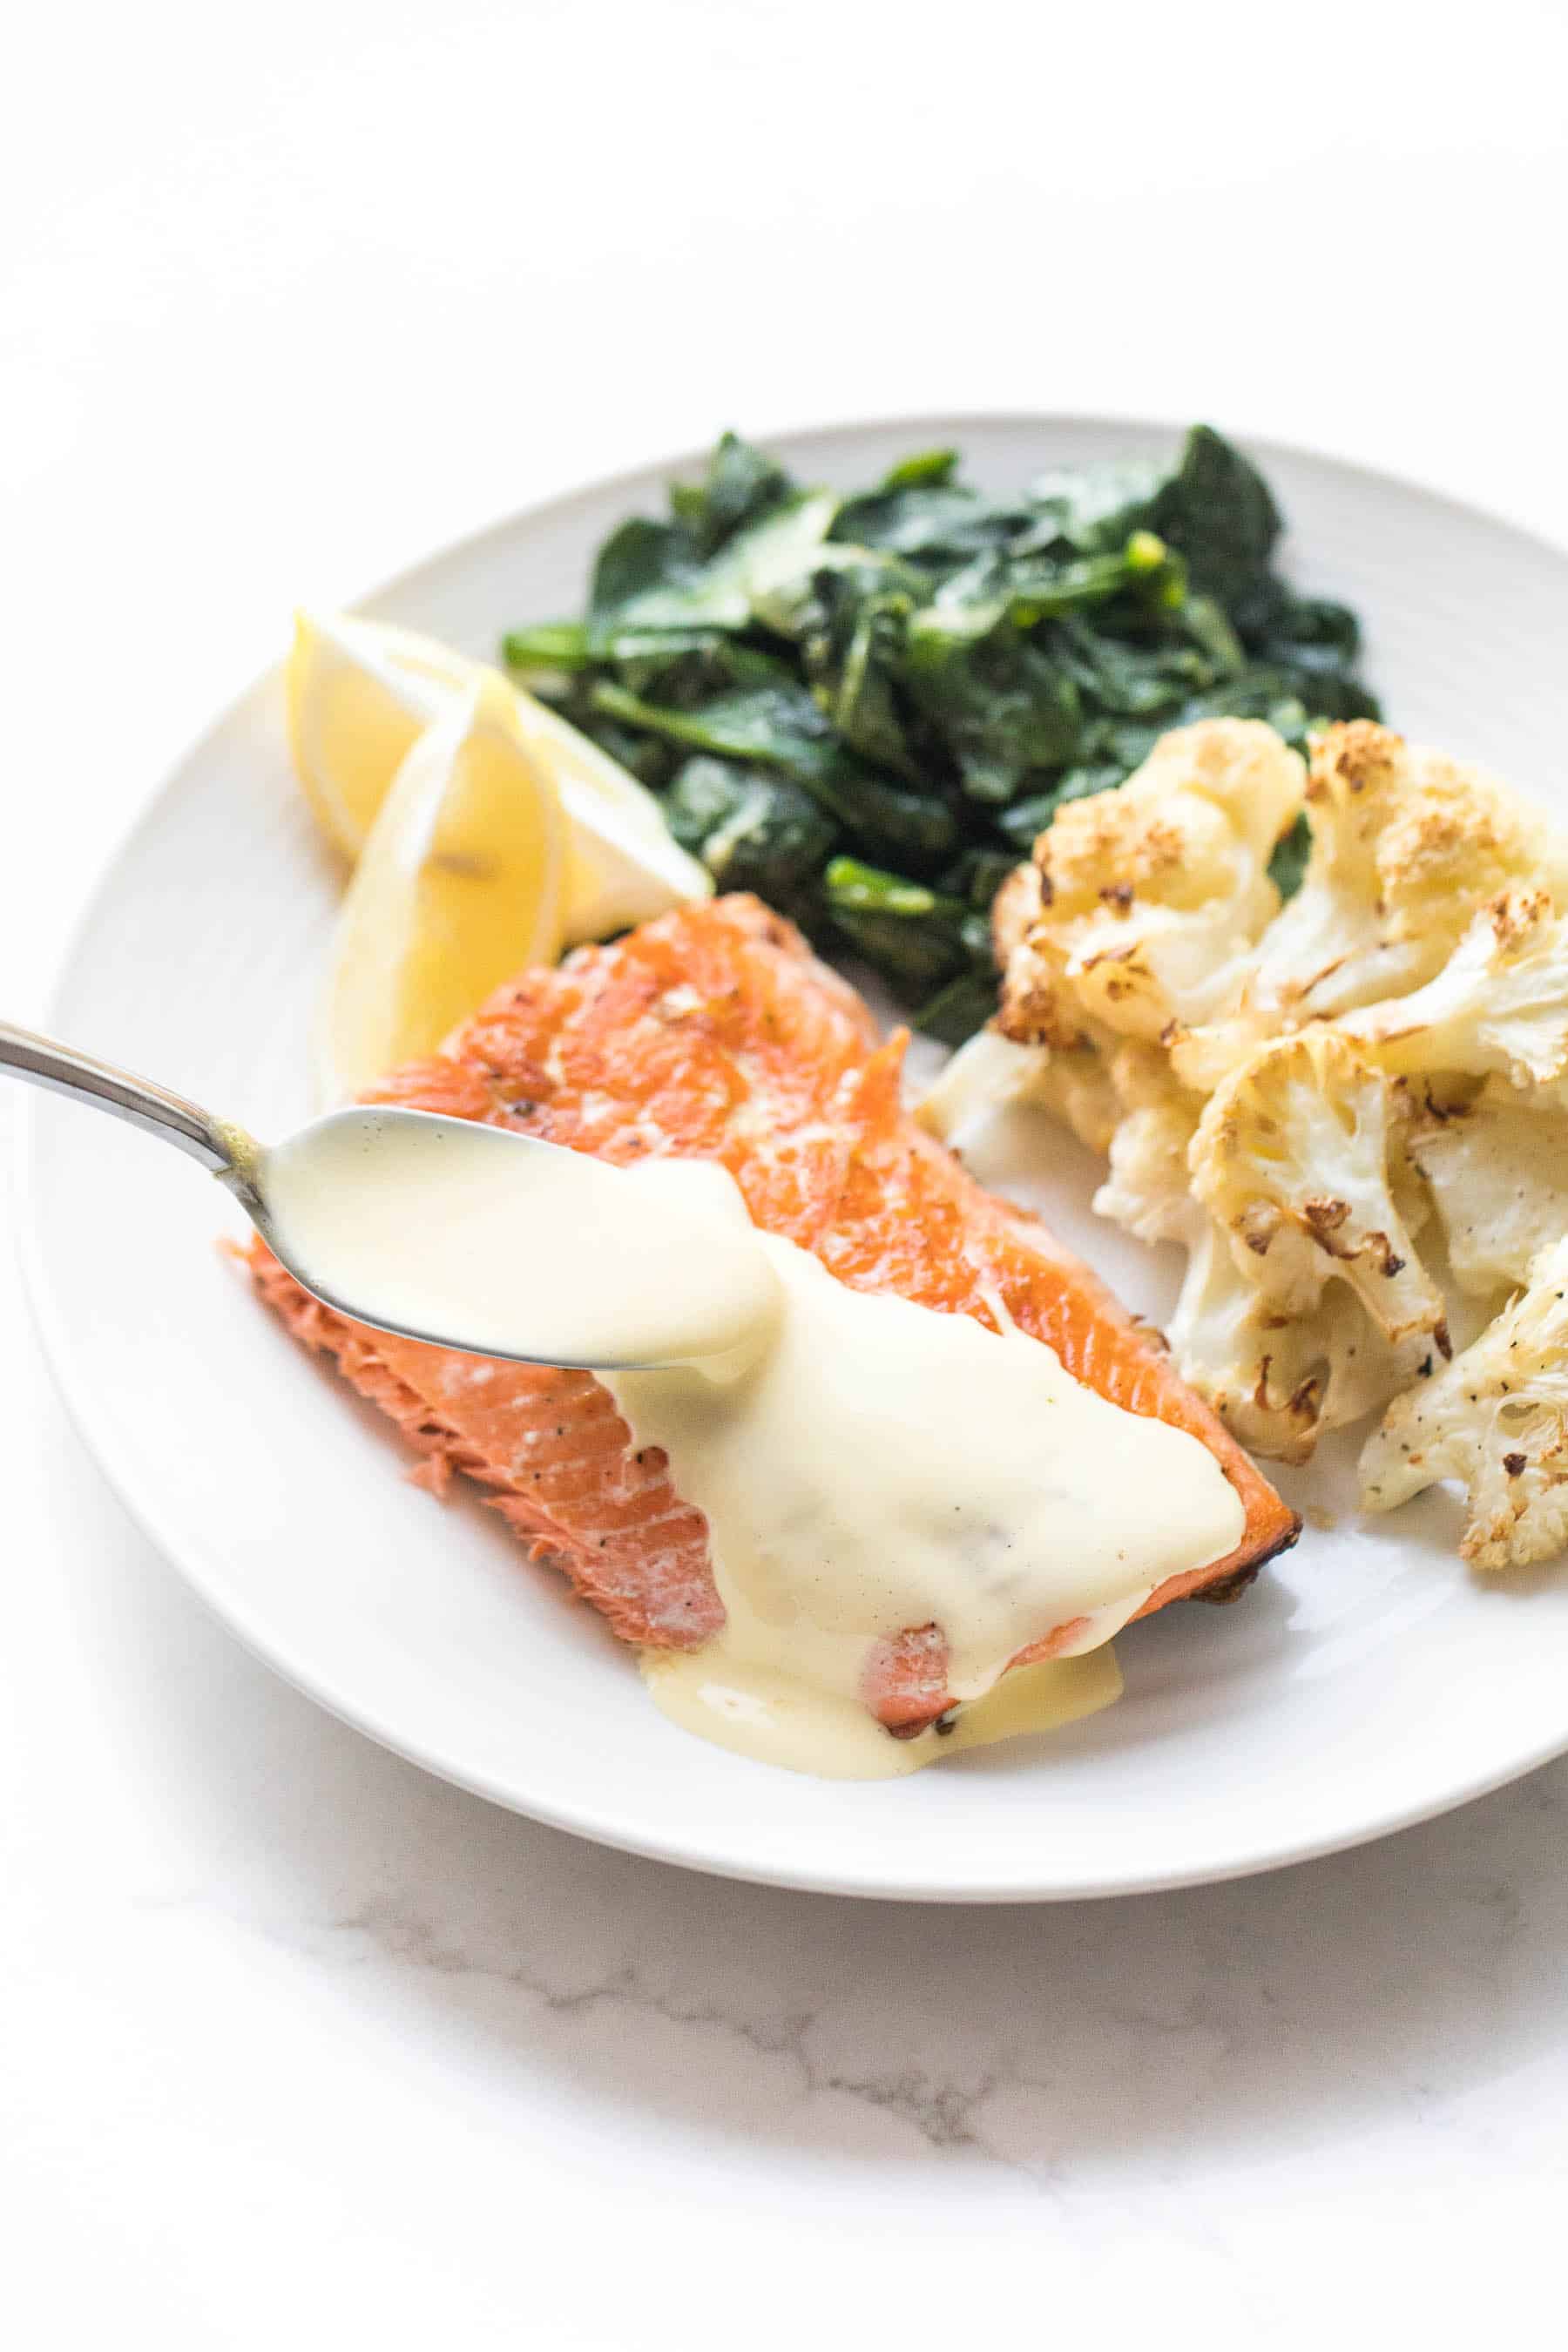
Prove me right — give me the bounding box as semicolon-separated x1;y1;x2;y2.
8;5;1568;2342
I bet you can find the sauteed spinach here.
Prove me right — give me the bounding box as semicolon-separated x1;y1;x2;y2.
504;425;1377;1043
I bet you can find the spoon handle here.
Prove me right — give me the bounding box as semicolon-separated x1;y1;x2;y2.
0;1018;253;1178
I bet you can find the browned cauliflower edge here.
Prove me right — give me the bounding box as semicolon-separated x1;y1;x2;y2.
1361;1239;1568;1570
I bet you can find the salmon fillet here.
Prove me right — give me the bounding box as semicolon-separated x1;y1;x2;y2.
247;895;1298;1736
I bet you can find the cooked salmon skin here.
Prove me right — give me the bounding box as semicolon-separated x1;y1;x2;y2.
247;896;1298;1735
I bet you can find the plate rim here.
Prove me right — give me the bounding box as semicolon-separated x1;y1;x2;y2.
19;406;1568;1903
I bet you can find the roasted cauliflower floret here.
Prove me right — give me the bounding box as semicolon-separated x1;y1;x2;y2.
1164;1030;1448;1461
1167;1219;1406;1464
921;1020;1203;1245
1173;725;1568;1092
1362;1237;1568;1568
1189;1029;1449;1378
1337;888;1568;1088
1091;1044;1202;1246
916;1022;1121;1157
1407;1078;1568;1298
994;720;1304;1051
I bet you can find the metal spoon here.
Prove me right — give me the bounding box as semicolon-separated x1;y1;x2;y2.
1;1017;773;1369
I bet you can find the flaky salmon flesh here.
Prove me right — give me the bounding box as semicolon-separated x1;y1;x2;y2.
247;895;1299;1736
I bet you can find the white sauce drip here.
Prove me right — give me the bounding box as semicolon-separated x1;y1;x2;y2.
259;1108;1244;1778
611;1240;1241;1777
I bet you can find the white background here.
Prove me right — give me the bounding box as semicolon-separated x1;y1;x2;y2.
6;4;1568;2344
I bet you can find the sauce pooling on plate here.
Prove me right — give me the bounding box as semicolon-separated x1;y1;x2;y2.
260;1108;1244;1778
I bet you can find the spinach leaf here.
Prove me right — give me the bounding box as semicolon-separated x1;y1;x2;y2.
943;844;1020;911
822;857;990;999
605;634;790;709
563;711;681;791
589;490;840;644
814;590;918;777
993;760;1129;848
1263;590;1363;663
903;587;1081;802
1004;534;1180;625
1024;457;1166;555
668;430;795;553
501;621;592;674
830;483;1032;566
1148;423;1282;612
664;756;839;919
1052;622;1192;721
590;679;958;864
1177;594;1248;676
754;539;929;646
915;967;1001;1046
879;447;959;490
791;557;929;779
587;518;698;644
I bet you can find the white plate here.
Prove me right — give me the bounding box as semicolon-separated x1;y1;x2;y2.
20;414;1568;1903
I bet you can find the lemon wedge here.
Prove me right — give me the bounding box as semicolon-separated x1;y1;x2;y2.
287;612;464;860
287;611;710;939
317;672;567;1102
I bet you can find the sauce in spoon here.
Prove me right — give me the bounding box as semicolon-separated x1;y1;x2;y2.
261;1110;781;1367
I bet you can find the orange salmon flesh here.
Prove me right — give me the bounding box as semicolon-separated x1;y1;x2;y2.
247;896;1299;1737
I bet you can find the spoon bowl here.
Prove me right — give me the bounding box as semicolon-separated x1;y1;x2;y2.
0;1020;777;1370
